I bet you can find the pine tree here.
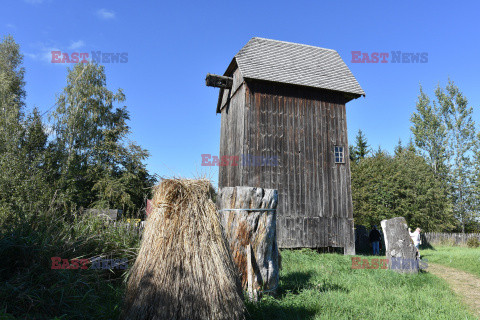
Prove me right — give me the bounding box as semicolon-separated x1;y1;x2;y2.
355;129;369;159
350;129;370;163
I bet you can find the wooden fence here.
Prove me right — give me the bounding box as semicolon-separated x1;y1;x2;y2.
422;232;480;246
107;221;146;237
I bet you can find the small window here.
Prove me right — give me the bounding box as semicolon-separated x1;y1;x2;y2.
334;146;345;164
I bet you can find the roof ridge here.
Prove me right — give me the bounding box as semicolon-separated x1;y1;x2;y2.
250;37;337;52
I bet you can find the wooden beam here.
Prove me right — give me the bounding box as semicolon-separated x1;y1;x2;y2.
206;73;233;89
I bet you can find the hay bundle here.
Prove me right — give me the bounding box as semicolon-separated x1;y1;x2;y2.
120;179;244;320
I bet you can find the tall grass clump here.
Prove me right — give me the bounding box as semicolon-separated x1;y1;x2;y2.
0;205;141;319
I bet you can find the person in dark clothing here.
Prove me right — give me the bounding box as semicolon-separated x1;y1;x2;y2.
369;225;382;255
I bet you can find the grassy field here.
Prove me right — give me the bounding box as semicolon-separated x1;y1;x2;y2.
421;245;480;277
1;210;477;320
246;249;476;320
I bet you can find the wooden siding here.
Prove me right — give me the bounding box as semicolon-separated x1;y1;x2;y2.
218;68;245;188
219;74;355;251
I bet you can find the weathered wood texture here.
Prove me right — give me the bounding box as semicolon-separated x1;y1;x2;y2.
381;217;419;274
423;232;480;246
217;186;279;296
218;74;355;253
205;73;233;89
218;67;245;185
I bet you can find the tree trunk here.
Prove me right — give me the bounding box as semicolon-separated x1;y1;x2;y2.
381;217;419;274
217;186;279;299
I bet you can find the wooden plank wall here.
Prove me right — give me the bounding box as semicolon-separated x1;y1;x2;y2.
219;75;355;250
218;68;245;188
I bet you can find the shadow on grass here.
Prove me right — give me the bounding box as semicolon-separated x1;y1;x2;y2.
420;235;436;250
277;271;314;295
278;271;349;295
420;242;436;250
246;271;349;320
246;301;317;320
316;280;349;293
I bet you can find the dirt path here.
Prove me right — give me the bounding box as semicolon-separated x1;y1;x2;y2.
428;263;480;318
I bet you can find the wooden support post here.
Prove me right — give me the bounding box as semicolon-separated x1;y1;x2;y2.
218;186;279;296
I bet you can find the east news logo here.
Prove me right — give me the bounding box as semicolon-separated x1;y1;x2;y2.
51;51;128;63
51;257;128;270
351;257;428;270
351;51;428;63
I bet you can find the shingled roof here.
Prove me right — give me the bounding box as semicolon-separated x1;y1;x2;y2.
226;37;365;97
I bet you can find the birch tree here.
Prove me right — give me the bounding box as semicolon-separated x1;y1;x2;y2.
436;80;476;233
412;80;477;232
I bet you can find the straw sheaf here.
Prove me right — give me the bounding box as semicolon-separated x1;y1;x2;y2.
121;178;245;320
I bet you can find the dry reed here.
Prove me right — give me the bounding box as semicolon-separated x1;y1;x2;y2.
120;178;244;320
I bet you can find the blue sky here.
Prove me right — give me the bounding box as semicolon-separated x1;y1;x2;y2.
2;0;480;186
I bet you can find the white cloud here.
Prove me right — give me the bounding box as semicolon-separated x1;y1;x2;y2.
96;8;115;20
69;40;85;50
26;48;61;64
6;23;16;29
24;52;38;59
24;43;65;66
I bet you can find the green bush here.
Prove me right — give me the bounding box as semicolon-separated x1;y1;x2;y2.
466;237;480;248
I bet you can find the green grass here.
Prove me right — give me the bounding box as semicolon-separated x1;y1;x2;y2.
1;208;477;320
421;245;480;277
246;249;476;320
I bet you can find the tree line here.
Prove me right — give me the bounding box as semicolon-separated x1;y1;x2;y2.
0;35;155;221
1;34;479;232
351;80;480;232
